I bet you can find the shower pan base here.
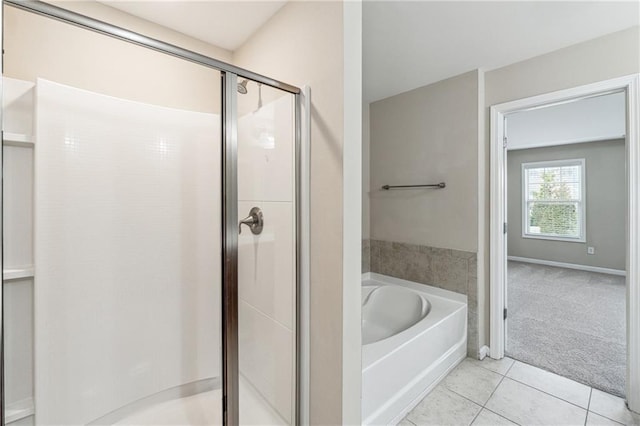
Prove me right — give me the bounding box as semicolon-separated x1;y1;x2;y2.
114;377;285;425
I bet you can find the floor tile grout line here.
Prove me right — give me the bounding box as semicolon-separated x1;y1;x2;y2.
491;362;631;426
411;385;484;425
420;384;524;426
587;408;628;426
412;358;629;426
444;385;486;409
465;359;503;425
503;359;516;376
467;406;483;426
416;361;510;425
587;388;637;425
508;356;601;394
503;376;591;411
405;360;628;426
584;389;592;426
483;373;507;407
472;357;515;377
477;375;526;426
411;358;628;426
586;409;627;426
474;363;504;376
507;356;629;416
482;406;523;426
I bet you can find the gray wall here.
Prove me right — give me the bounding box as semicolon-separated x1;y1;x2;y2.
507;140;625;270
370;70;479;252
368;70;481;356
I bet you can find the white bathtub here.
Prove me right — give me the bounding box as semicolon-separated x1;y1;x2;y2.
362;273;467;425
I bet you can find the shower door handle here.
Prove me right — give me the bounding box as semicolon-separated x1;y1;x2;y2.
239;207;264;235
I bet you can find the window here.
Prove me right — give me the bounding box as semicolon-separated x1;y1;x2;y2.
522;159;585;242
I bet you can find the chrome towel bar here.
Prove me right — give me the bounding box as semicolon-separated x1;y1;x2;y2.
381;182;446;190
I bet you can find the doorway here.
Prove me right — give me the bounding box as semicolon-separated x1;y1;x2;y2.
489;75;640;411
505;91;626;396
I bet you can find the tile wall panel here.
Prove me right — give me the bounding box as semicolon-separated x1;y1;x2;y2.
238;200;295;330
238;94;294;203
237;92;296;423
238;300;294;424
34;79;221;424
365;239;479;356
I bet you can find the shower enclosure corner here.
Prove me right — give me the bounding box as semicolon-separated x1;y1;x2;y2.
0;2;303;425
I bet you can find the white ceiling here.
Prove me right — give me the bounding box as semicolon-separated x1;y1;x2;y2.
364;1;640;102
95;1;638;101
99;1;286;51
507;92;626;150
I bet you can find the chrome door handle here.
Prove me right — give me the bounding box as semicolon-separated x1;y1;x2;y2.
239;207;264;235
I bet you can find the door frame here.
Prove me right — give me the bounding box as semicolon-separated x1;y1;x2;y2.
221;71;240;425
489;74;640;410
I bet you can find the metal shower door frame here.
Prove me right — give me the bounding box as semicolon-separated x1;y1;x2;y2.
0;2;303;425
0;3;5;425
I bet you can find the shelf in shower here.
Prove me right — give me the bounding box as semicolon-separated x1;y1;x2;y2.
5;397;34;424
3;132;34;147
3;266;35;280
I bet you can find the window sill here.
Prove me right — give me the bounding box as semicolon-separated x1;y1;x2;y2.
522;234;586;243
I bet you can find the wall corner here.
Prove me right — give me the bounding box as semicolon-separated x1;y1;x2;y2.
342;0;363;424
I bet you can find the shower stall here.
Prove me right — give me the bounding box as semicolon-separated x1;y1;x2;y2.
0;2;305;425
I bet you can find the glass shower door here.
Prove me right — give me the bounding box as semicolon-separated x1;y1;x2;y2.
2;7;224;424
235;78;297;425
3;4;303;426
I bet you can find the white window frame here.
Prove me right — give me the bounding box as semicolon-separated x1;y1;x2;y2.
521;158;586;243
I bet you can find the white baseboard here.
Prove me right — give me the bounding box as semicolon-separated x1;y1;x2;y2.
478;345;490;360
507;256;626;276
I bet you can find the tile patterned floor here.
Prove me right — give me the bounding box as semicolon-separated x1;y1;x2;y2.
401;357;640;426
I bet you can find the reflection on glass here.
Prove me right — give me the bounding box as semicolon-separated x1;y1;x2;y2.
237;79;297;425
3;7;223;425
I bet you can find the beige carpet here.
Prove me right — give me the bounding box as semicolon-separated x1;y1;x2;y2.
506;261;626;397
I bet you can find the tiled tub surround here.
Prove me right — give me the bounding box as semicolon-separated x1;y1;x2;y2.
364;239;479;357
362;239;371;273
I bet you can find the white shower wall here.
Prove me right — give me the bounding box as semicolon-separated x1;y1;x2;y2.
237;93;296;423
34;79;221;424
